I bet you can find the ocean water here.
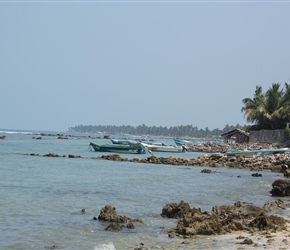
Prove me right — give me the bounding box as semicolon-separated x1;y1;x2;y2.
0;129;289;250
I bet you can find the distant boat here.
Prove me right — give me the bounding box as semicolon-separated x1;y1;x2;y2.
111;138;165;146
142;143;187;153
174;138;192;146
141;141;165;146
226;148;290;158
90;142;146;154
110;138;135;145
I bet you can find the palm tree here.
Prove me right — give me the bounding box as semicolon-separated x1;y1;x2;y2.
241;83;290;130
241;86;265;128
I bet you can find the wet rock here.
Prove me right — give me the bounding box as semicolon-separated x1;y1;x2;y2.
98;205;129;223
43;153;65;157
99;154;127;161
284;169;290;177
105;222;122;231
57;136;68;139
68;154;82;158
270;179;290;196
240;238;253;244
201;168;211;173
161;200;201;219
162;200;288;237
280;164;289;173
127;221;135;229
134;243;148;250
251;173;262;177
176;213;224;235
97;205;143;231
44;246;63;249
263;199;290;212
248;214;287;231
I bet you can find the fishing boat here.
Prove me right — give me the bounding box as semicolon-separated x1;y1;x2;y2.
174;138;192;146
110;138;135;145
141;141;165;146
226;147;290;158
142;143;187;153
111;138;165;146
90;142;146;154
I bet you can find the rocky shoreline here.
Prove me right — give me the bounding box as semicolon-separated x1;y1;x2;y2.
28;142;290;249
27;142;290;172
71;199;290;250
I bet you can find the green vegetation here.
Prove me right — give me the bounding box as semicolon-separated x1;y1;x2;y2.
71;82;290;138
69;124;245;138
241;83;290;130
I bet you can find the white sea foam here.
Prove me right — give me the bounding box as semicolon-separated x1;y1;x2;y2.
0;130;35;134
94;242;116;250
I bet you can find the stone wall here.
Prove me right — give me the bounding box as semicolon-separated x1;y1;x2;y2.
249;129;290;146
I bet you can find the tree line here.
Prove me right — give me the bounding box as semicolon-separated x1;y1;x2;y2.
68;124;245;138
70;82;290;137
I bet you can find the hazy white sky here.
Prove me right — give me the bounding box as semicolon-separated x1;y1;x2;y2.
1;0;289;132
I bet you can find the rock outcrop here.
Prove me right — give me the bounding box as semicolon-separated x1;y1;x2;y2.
97;205;143;231
161;200;288;237
270;179;290;196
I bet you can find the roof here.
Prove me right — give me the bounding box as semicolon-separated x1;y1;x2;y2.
221;128;249;137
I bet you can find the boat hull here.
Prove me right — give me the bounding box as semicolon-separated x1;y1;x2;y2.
174;139;192;146
226;148;290;158
90;142;145;154
142;143;186;153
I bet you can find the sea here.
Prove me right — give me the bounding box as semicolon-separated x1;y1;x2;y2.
1;129;289;250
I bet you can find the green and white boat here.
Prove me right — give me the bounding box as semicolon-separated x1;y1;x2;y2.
226;147;290;158
89;142;146;154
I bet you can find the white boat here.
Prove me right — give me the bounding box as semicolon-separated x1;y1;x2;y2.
142;143;187;153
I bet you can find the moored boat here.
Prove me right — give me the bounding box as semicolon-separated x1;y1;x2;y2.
90;142;146;154
174;138;192;146
142;143;187;153
110;138;135;145
226;147;290;158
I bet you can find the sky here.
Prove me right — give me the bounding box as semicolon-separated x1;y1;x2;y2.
0;0;290;132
